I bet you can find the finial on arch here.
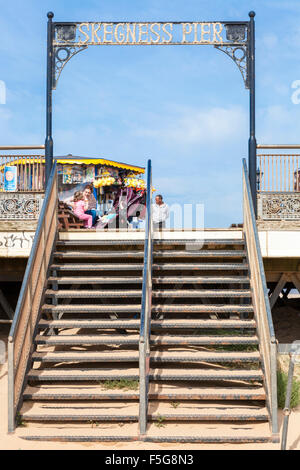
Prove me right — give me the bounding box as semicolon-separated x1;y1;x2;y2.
248;11;256;18
47;12;54;19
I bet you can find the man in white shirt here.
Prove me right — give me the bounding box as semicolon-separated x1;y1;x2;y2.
152;194;169;229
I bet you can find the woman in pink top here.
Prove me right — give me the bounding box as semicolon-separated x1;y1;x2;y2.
72;191;92;228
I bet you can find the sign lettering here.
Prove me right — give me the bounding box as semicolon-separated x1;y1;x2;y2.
53;21;247;46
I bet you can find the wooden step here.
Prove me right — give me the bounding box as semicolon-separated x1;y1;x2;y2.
153;276;250;284
48;276;143;284
50;263;248;272
42;304;253;314
20;402;268;423
54;251;144;259
38;318;256;330
32;349;260;364
51;264;143;271
54;250;246;259
27;367;263;382
48;276;250;285
23;383;266;401
45;289;251;299
153;263;248;271
42;304;141;314
35;334;140;346
18;422;275;444
145;422;275;444
35;333;258;346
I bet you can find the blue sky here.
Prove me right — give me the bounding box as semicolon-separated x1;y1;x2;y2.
1;0;300;226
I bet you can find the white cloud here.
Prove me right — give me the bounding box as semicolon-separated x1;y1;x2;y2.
132;106;247;146
258;104;300;143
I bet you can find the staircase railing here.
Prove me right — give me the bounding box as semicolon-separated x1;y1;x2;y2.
139;159;153;436
8;162;58;432
242;158;278;437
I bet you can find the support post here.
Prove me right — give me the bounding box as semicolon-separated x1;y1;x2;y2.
45;12;54;187
248;11;257;216
281;354;295;450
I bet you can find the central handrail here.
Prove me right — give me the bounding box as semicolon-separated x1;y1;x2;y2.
139;159;153;436
242;158;278;436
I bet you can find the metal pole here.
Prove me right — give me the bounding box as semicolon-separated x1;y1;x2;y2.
281;354;295;450
45;12;54;187
248;11;257;216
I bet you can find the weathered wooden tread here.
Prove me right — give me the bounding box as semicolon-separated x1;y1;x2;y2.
42;304;253;314
35;334;140;345
48;276;250;284
45;289;251;298
48;276;143;284
32;349;261;363
23;384;266;401
50;263;248;271
53;250;246;259
51;264;143;271
38;318;256;329
27;367;263;381
35;333;258;346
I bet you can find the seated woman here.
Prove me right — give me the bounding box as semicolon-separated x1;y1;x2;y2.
82;184;98;226
70;191;92;229
64;184;98;226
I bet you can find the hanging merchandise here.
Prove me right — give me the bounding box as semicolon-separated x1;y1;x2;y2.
62;165;73;184
94;176;116;188
85;165;95;183
72;165;83;184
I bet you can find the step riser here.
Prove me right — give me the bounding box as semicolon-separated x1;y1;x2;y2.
23;393;266;401
28;375;263;382
38;321;256;329
20;435;272;443
32;357;260;364
21;415;268;423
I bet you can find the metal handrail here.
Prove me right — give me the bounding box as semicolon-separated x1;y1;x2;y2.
257;144;300;149
242;158;278;436
139;159;153;436
8;162;58;432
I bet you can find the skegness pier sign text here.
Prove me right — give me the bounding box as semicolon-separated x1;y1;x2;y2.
53;22;248;46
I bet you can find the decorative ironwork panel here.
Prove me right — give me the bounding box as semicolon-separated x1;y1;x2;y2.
258;192;300;220
0;193;44;220
214;43;249;88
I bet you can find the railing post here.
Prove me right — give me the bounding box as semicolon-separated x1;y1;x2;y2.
248;11;257;216
7;339;15;433
45;12;54;187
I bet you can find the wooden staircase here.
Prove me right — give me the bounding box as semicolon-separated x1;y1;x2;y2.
16;237;275;443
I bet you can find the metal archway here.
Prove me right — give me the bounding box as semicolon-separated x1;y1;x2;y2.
45;11;257;212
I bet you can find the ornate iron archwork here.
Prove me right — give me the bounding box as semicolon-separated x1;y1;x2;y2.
214;44;249;89
49;19;251;90
45;12;257;215
214;23;249;89
53;45;88;90
52;24;88;89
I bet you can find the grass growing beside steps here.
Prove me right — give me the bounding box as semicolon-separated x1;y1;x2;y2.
100;379;139;391
277;369;300;409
